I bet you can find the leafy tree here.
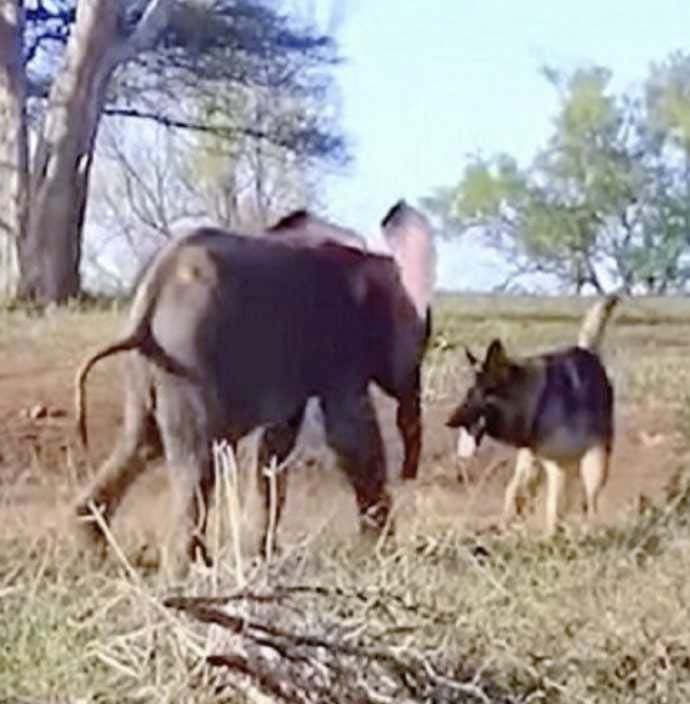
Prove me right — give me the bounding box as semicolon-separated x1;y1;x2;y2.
0;0;345;303
425;57;690;294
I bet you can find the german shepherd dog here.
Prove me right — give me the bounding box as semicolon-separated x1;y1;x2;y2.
446;295;619;534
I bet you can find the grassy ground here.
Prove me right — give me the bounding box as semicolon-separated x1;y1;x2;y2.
2;294;690;702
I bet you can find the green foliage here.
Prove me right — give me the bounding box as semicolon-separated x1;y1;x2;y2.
453;155;527;222
647;51;690;148
427;54;690;294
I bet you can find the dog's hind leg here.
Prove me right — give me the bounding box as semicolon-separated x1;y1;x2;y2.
322;391;391;535
579;443;610;526
256;404;307;556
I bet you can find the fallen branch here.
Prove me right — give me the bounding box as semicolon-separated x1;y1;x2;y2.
165;588;499;703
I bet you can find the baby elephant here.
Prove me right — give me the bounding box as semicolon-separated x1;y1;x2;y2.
74;202;436;576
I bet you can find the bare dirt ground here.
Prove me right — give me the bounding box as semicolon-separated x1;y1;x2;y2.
1;303;685;557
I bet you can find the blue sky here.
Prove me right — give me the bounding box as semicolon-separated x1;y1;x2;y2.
316;1;690;290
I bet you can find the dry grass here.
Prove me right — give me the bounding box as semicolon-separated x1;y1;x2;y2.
2;294;690;702
5;482;690;702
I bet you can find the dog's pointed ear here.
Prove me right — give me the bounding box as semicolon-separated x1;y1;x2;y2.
484;338;509;378
464;346;479;369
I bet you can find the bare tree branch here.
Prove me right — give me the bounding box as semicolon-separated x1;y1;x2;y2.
102;105;346;162
116;0;175;63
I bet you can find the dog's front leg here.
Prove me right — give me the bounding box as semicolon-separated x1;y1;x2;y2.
501;447;536;529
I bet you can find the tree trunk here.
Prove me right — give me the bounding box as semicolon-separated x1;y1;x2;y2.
17;0;121;302
0;0;28;298
17;0;174;303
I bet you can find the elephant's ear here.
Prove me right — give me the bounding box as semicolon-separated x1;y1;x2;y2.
381;200;436;318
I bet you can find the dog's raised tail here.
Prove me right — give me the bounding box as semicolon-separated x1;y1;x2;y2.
577;294;620;353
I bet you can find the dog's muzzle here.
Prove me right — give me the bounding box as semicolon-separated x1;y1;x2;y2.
455;417;486;459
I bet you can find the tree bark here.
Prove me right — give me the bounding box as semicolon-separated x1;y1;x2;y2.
17;0;122;302
0;0;28;298
17;0;174;303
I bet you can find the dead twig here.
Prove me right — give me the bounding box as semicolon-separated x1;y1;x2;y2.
166;595;496;703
